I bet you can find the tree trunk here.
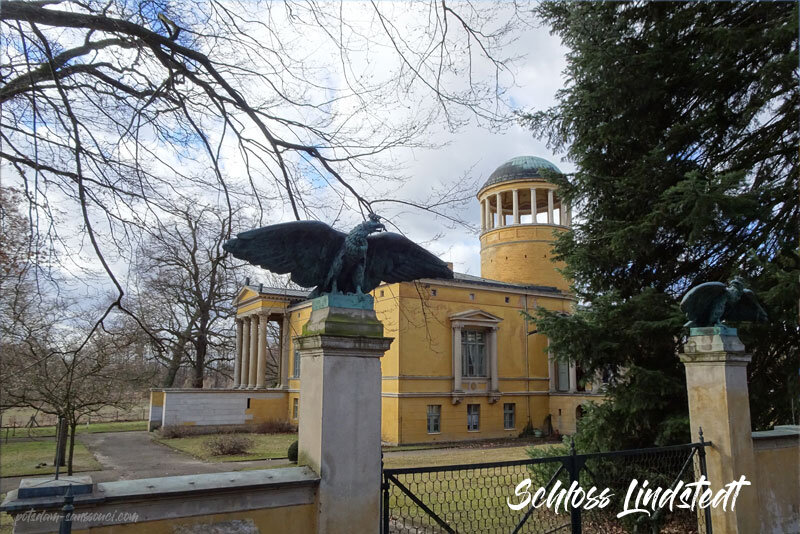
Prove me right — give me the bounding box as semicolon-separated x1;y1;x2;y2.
162;344;184;387
192;315;209;389
54;416;68;467
67;421;77;476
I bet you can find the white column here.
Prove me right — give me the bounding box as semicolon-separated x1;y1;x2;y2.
489;328;499;392
480;200;486;231
568;360;577;393
279;314;290;389
256;314;268;389
488;198;494;229
512;189;520;224
548;339;556;392
452;325;462;392
495;192;504;227
233;319;243;388
530;188;537;223
547;189;554;224
248;315;259;388
239;317;250;388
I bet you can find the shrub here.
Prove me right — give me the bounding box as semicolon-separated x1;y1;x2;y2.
203;433;254;456
287;440;299;462
254;420;297;434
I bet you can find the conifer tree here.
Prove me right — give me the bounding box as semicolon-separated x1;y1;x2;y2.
523;1;798;449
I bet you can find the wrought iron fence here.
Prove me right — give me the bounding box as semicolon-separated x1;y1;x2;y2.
382;437;712;534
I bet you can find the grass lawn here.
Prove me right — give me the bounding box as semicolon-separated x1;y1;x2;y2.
383;443;570;533
2;420;147;440
382;444;536;469
0;439;102;478
154;433;298;462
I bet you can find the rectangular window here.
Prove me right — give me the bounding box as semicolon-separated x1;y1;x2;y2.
427;405;441;434
467;404;480;431
292;398;299;419
504;403;516;429
462;330;487;377
293;350;301;378
556;361;569;392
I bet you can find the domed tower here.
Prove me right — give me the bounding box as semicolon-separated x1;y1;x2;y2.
478;156;571;291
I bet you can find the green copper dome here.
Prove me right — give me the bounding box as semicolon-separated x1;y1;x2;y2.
481;156;562;190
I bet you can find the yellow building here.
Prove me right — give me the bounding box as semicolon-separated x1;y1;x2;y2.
150;156;604;442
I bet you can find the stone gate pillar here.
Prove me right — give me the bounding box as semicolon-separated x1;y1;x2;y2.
295;293;393;534
680;326;759;534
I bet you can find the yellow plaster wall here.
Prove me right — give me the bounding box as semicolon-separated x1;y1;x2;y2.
73;504;316;533
480;225;569;290
150;391;164;407
245;396;288;425
381;396;400;444
753;441;800;533
394;395;550;444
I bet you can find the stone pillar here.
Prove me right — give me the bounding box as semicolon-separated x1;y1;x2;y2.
452;325;463;393
512;189;520;224
489;327;499;392
248;315;259;388
256;314;268;389
233;319;242;388
240;318;251;389
680;327;759;534
480;200;486;231
565;200;572;226
568;361;577;393
531;188;537;223
488;198;494;229
296;293;393;534
280;314;290;389
547;189;554;224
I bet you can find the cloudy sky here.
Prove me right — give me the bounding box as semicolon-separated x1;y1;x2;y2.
365;14;573;276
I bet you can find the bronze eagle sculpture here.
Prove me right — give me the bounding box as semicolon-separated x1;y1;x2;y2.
223;214;453;297
679;277;767;328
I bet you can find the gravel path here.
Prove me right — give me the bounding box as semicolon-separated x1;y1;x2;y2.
1;431;287;493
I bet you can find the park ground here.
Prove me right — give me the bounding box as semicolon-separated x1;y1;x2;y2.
0;420;555;533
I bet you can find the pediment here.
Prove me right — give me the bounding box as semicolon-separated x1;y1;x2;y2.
449;309;502;325
232;286;259;306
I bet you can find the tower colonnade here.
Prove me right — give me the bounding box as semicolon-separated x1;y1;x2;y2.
479;184;571;232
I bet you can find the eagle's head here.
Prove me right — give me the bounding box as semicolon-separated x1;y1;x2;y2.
362;213;385;234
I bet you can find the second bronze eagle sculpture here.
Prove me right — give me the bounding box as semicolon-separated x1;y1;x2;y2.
223;214;454;297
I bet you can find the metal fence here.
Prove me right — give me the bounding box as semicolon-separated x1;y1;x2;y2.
382;437;712;534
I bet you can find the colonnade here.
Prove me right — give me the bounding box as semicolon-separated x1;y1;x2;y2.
233;313;290;389
480;187;571;232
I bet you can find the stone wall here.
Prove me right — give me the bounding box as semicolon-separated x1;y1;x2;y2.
1;468;318;534
155;389;288;427
752;426;800;534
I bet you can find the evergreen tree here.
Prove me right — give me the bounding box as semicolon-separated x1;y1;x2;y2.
522;1;798;449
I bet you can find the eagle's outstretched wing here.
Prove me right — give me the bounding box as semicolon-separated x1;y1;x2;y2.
223;221;346;288
363;232;453;293
725;289;768;323
679;282;727;326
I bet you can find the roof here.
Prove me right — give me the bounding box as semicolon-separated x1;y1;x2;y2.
245;284;310;300
248;272;564;303
480;156;562;191
449;271;563;294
